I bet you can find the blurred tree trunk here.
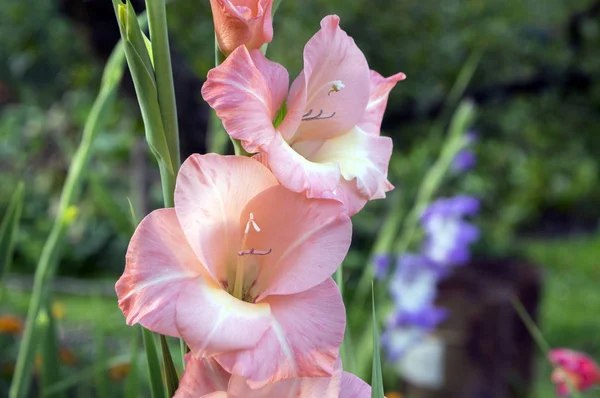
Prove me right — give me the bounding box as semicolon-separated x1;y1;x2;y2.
400;259;542;398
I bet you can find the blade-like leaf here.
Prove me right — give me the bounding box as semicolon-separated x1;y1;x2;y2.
39;305;65;398
142;328;166;398
160;335;179;396
371;284;385;398
125;326;141;398
0;181;24;302
9;22;131;398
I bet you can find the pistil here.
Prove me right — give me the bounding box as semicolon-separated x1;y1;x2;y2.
232;213;260;300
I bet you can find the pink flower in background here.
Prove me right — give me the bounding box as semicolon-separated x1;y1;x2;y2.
209;0;273;55
116;154;351;387
174;355;372;398
549;348;600;396
202;15;405;215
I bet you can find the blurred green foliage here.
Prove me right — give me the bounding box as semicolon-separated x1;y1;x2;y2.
1;0;599;277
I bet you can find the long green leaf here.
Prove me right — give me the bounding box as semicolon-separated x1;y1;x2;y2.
125;327;141;398
39;305;65;398
142;328;165;398
160;335;179;396
0;181;24;302
9;33;129;398
371;285;385;398
145;0;180;174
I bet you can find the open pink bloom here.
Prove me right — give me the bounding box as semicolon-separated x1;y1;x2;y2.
202;15;405;216
116;154;351;387
549;348;600;396
209;0;273;55
174;355;372;398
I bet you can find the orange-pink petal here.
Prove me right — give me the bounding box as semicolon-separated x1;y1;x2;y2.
175;275;272;357
357;70;406;136
214;278;346;387
240;185;351;300
174;154;278;283
116;208;204;337
339;372;371;397
308;127;394;215
201;47;287;153
266;133;340;199
174;355;229;397
209;0;273;55
279;15;370;143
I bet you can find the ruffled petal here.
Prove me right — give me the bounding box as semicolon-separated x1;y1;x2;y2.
307;127;393;214
267;133;340;199
202;47;288;153
174;355;229;398
209;0;252;55
228;356;343;398
339;372;372;398
239;185;351;300
209;0;273;54
175;154;279;283
245;0;274;50
279;15;370;142
357;70;406;136
116;208;204;337
175;279;272;356
214;278;345;388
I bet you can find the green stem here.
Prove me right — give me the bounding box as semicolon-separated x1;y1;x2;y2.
510;295;582;398
9;40;127;398
145;0;180;172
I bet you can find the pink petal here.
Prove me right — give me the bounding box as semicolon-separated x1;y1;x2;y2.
175;154;278;283
245;0;274;51
239;185;351;300
209;0;273;55
214;278;346;387
307;127;394;214
209;0;251;55
357;70;406;136
174;355;229;398
279;15;370;143
175;277;272;356
266;133;341;199
202;47;288;153
339;372;372;398
228;356;343;397
116;208;204;337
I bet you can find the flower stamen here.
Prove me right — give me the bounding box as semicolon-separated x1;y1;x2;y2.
302;109;336;121
232;213;265;300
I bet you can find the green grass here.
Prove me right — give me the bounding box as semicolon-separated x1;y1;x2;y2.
525;232;600;397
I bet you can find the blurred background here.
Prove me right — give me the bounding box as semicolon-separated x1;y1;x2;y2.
1;0;599;396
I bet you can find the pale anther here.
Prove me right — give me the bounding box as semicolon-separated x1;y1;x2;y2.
328;80;345;95
244;212;261;234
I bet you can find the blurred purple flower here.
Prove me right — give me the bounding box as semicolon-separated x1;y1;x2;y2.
451;130;478;173
389;254;438;308
373;254;392;280
452;149;476;173
421;196;480;267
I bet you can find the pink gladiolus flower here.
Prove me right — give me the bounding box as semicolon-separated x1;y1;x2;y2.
549;348;600;396
202;15;405;216
209;0;273;55
174;354;373;397
116;154;351;387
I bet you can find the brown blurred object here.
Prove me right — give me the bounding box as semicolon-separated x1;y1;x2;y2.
400;259;542;398
0;314;23;335
108;363;131;381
